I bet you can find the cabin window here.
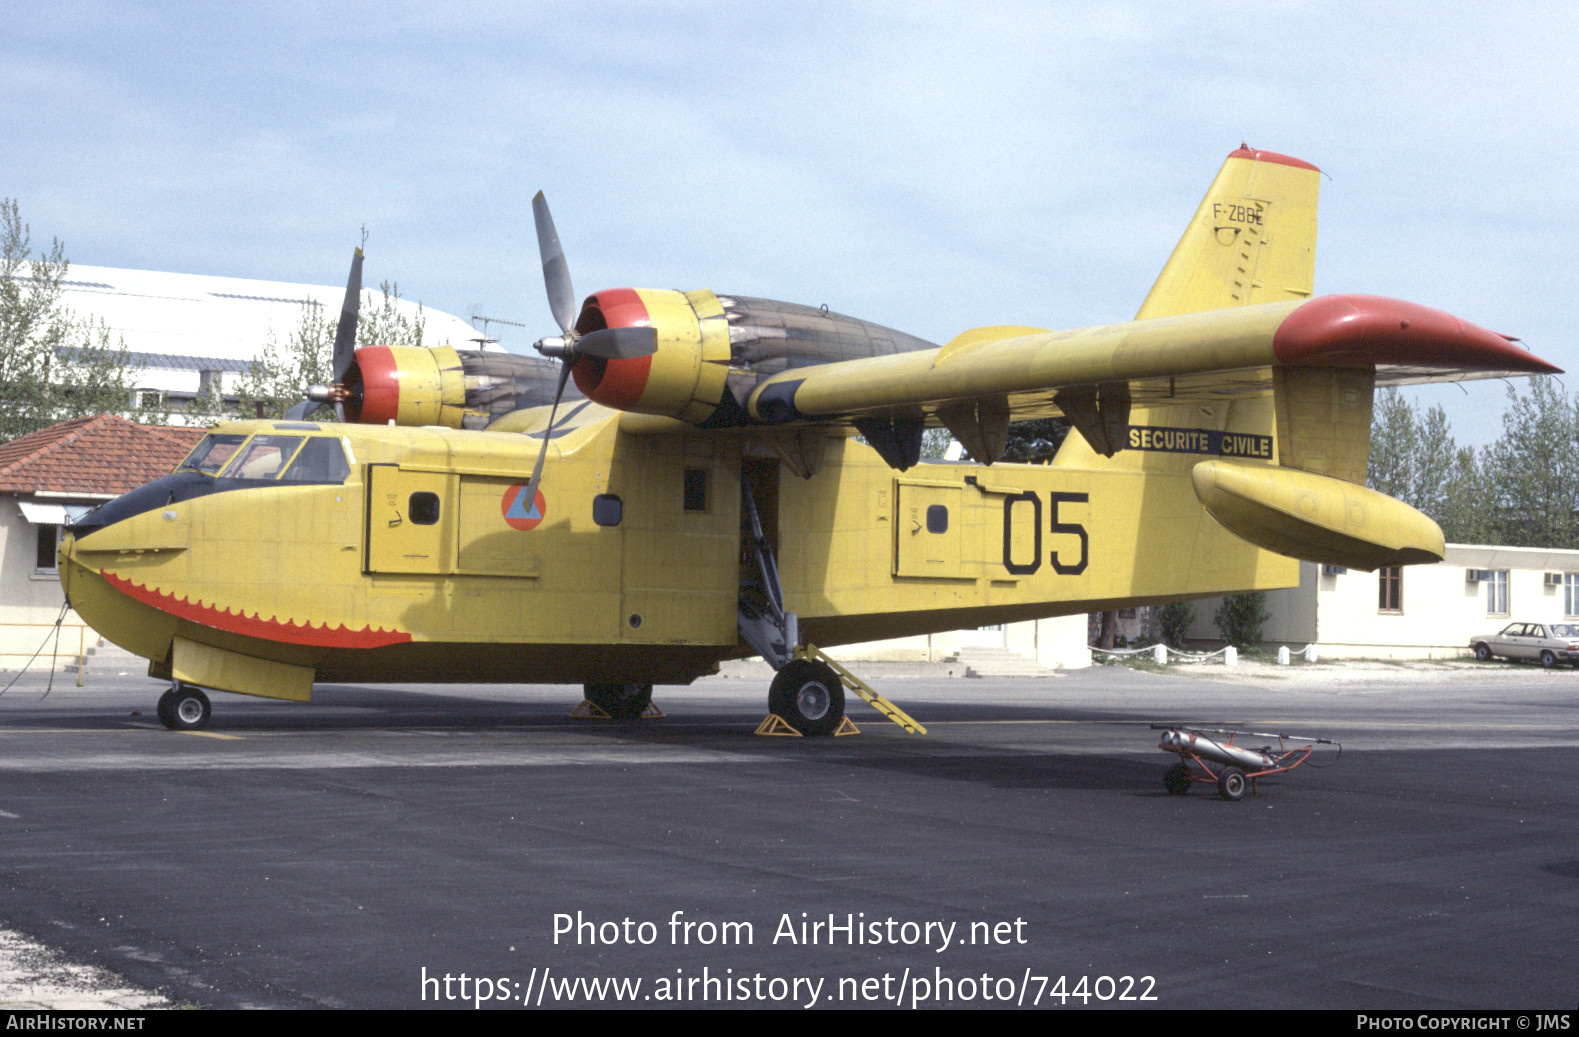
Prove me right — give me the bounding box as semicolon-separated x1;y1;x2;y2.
926;504;949;534
409;492;441;525
683;468;709;512
1378;566;1402;613
177;434;247;475
592;494;623;527
280;437;351;484
221;436;304;480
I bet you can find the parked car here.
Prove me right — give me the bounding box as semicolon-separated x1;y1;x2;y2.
1469;622;1579;668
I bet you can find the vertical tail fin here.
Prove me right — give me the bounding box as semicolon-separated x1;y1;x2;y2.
1056;147;1320;473
1135;146;1321;320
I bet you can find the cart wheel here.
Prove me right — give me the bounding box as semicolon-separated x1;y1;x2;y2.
1163;762;1192;795
1217;767;1247;801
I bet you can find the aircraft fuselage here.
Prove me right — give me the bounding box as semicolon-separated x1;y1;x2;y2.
60;405;1295;703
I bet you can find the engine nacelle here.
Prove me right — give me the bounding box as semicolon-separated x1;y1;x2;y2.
570;288;730;423
344;345;571;429
569;287;938;425
342;291;940;429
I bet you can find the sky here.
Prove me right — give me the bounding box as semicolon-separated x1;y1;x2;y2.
4;1;1575;445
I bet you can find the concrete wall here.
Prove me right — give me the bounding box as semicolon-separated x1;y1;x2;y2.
1185;544;1579;659
832;615;1092;669
1184;561;1316;647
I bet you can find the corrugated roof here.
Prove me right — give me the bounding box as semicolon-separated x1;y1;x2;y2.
0;415;207;496
55;348;255;373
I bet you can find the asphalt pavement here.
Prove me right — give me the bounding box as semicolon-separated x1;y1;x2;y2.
0;663;1574;1009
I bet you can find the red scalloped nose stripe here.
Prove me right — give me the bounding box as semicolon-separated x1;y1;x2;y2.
1273;295;1562;374
354;345;401;425
572;288;655;409
102;571;412;649
1226;146;1320;172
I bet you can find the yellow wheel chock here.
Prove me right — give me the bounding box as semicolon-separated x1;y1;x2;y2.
754;645;925;737
570;700;665;720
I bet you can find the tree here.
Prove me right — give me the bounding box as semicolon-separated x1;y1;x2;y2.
1480;377;1579;549
1001;417;1071;464
1435;443;1496;545
233;281;429;422
0;199;142;441
1367;388;1500;545
1367;388;1420;503
920;426;953;459
1214;592;1269;651
1158;600;1195;649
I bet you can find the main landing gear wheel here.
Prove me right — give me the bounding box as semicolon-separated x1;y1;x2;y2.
1217;766;1247;802
159;684;211;732
583;681;653;719
768;659;844;737
1163;762;1192;795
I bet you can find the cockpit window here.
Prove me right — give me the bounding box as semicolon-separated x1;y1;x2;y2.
177;434;247;475
280;437;352;484
220;436;304;480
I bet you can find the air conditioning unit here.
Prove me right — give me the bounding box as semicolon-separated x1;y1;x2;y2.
1546;572;1564;587
1466;569;1490;583
1321;564;1347;576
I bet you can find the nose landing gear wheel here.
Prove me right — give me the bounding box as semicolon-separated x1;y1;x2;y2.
159;684;211;731
768;659;844;736
583;681;653;719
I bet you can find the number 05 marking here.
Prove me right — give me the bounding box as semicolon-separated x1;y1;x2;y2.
1001;491;1089;576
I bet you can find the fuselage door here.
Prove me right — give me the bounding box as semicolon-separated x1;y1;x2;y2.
366;464;456;574
893;478;965;578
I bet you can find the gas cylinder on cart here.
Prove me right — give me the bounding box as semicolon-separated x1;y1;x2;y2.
1158;729;1275;771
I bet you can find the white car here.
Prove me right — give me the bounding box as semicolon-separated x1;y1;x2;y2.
1469;622;1579;668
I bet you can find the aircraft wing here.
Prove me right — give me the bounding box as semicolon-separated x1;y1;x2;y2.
745;294;1554;423
736;293;1558;467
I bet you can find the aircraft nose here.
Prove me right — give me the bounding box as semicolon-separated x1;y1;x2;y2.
67;472;216;540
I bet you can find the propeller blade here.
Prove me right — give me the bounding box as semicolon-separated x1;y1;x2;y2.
576;326;658;360
331;247;364;384
521;361;573;511
284;400;321;421
532;191;577;334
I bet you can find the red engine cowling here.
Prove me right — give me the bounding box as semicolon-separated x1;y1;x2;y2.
568;287;940;426
569;287;730;423
342;345;573;429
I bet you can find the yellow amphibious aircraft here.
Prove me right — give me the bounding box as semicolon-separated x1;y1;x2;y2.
59;147;1558;733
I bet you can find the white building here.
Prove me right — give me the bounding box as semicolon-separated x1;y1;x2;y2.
1187;545;1579;659
56;264;488;416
